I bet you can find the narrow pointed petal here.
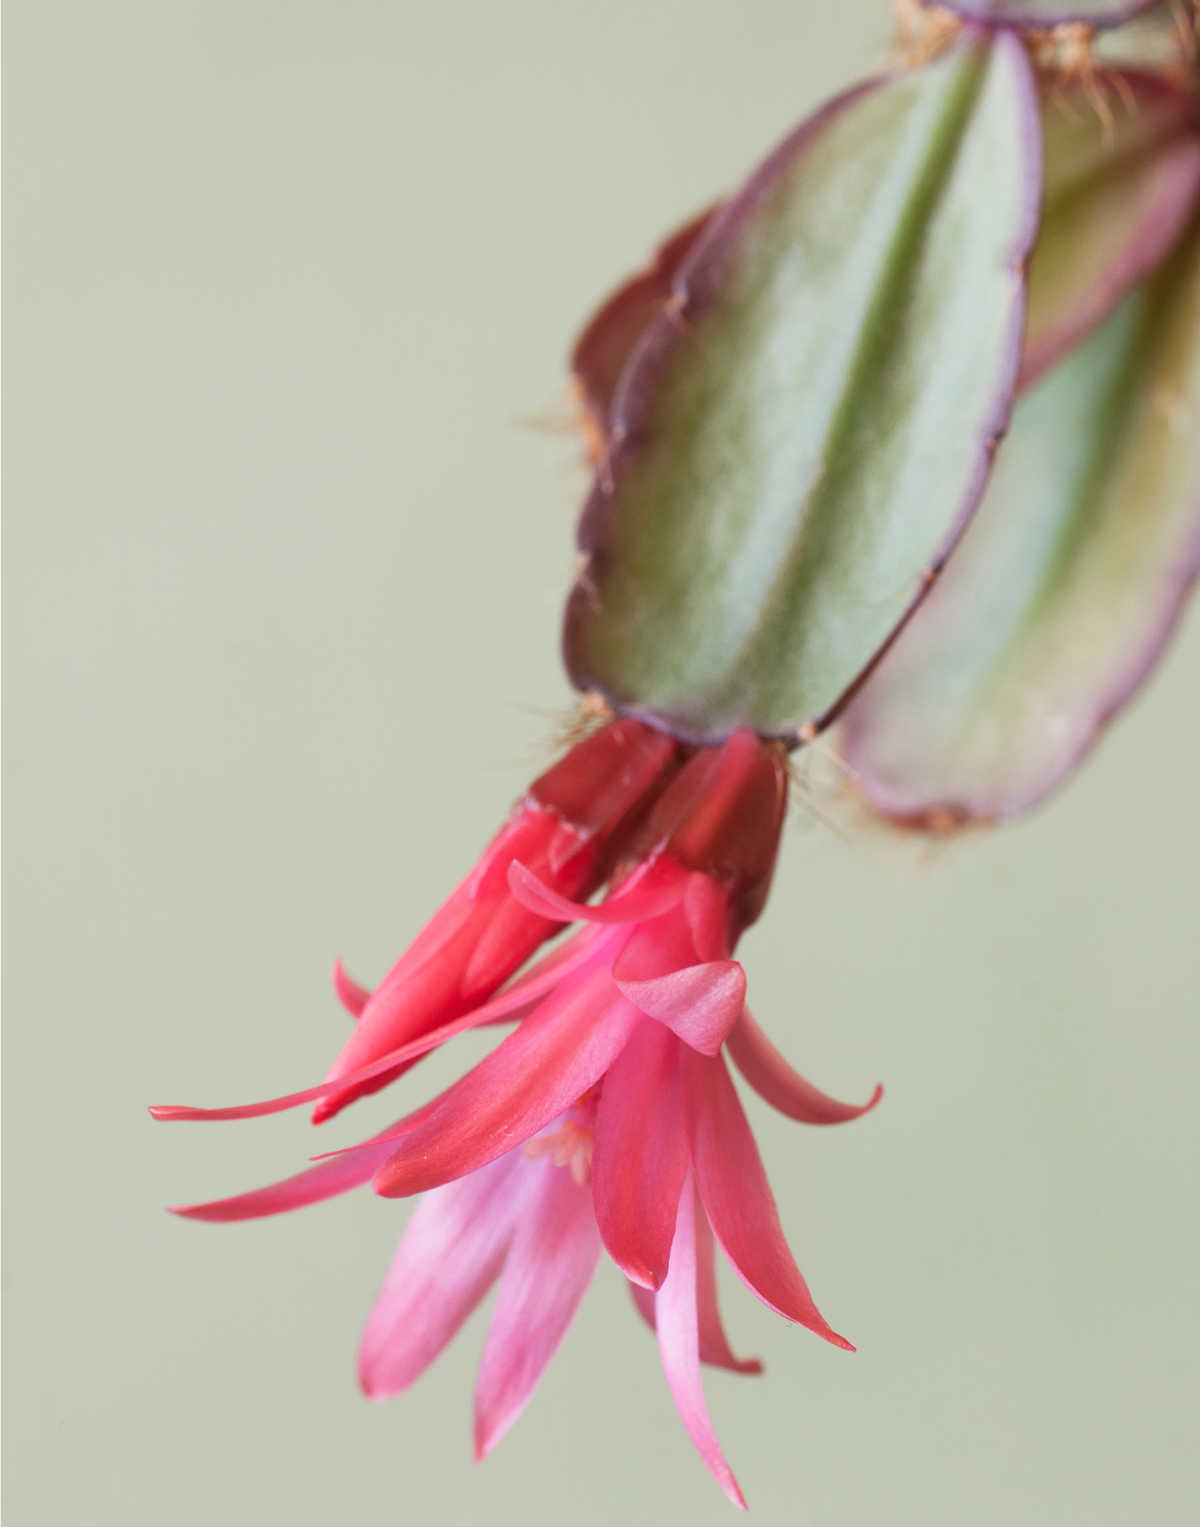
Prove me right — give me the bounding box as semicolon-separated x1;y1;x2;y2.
727;1010;883;1125
506;859;685;926
842;227;1200;824
694;1192;763;1376
684;1050;853;1350
167;1129;406;1222
149;976;546;1123
373;971;641;1198
473;1160;602;1458
591;1021;690;1288
359;1152;531;1400
655;1182;747;1509
615;961;746;1055
563;33;1040;743
1021;72;1200;390
333;958;370;1019
624;1206;762;1376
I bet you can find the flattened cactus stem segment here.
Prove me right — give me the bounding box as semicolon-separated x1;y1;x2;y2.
562;33;1041;747
1021;67;1200;389
840;221;1200;824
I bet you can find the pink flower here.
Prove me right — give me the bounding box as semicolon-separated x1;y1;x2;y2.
155;730;881;1505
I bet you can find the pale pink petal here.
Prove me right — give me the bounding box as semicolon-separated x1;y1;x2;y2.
167;1128;406;1222
615;961;746;1055
622;1197;762;1376
473;1158;602;1458
591;1021;689;1288
655;1180;747;1509
506;859;685;926
373;968;641;1198
728;1009;884;1125
333;958;370;1019
693;1190;762;1376
359;1151;532;1400
683;1050;853;1351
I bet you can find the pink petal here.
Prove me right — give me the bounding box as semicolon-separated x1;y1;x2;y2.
316;806;585;1123
727;1009;884;1125
623;1197;762;1377
473;1158;602;1458
506;859;685;926
683;872;732;961
373;967;641;1198
615;961;746;1055
167;1128;406;1222
149;941;604;1124
359;1151;532;1400
683;1051;853;1351
654;1180;747;1509
310;904;490;1123
693;1190;762;1376
591;1020;690;1288
333;958;370;1019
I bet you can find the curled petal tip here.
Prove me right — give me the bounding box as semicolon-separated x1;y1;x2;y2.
332;957;370;1019
166;1202;211;1221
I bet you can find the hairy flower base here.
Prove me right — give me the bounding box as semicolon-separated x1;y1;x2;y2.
156;728;881;1505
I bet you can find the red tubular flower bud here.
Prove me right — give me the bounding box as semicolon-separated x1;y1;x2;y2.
526;716;681;866
621;730;789;937
309;717;679;1122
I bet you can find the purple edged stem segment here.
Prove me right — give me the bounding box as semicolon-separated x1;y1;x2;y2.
571;208;717;453
937;1;1160;26
1022;70;1200;389
563;34;1040;745
840;222;1200;826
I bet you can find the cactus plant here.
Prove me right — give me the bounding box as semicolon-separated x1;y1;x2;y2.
156;1;1200;1506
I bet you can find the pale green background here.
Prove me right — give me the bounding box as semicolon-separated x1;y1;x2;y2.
5;3;1198;1523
